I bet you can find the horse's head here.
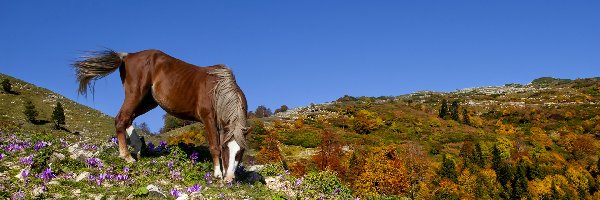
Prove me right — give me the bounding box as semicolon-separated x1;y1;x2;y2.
221;125;251;182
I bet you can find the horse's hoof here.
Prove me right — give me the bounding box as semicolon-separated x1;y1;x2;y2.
224;176;234;183
121;155;136;163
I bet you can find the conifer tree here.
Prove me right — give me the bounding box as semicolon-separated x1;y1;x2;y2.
511;160;529;199
462;107;470;125
23;99;38;123
439;99;448;119
450;100;460;121
2;79;12;93
51;102;65;129
439;154;458;182
474;143;485;168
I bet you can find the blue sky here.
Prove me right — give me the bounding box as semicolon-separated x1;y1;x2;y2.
1;1;599;132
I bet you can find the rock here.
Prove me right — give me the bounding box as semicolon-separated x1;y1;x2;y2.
176;193;189;200
147;184;166;198
189;192;204;200
94;194;104;200
75;172;90;182
247;165;264;172
49;152;66;163
72;189;81;196
32;185;46;198
48;180;60;185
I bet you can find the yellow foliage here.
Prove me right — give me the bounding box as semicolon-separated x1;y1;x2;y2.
495;122;516;135
458;169;476;199
351;109;384;134
294;117;304;129
168;128;206;146
353;145;409;197
530;127;552;148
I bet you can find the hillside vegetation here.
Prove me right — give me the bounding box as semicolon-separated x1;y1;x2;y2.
2;73;600;199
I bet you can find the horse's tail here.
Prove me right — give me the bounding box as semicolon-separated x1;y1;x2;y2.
208;66;248;149
71;49;129;96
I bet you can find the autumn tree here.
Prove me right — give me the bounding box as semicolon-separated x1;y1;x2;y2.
254;105;272;118
439;99;448;119
51;102;65;129
353;145;409;197
160;113;194;133
401;142;431;199
450;100;460;121
312;129;344;174
23;99;38;123
460;141;475;169
274;105;289;114
256;129;283;164
351;109;383;134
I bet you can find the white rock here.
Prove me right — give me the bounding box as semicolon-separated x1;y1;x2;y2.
176;193;189;200
72;189;81;196
94;194;104;200
32;186;46;198
75;172;90;182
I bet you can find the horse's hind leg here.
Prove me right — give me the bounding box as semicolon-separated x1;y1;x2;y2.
115;92;157;163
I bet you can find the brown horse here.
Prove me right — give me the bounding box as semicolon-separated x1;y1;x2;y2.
72;49;249;182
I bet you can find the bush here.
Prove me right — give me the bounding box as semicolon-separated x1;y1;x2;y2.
279;130;321;148
256;130;283;164
298;171;353;199
260;163;286;176
168;126;205;146
351;109;383;134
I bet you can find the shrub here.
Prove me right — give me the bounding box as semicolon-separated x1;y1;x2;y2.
168;127;205;146
279;130;320;148
260;163;286;176
351;109;383;134
353;145;409;197
298;171;353;199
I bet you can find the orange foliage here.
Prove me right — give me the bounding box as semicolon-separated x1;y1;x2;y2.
256;129;283;164
288;160;307;177
312;129;344;175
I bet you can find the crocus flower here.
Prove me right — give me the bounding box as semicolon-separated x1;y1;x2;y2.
147;142;155;152
295;177;303;186
21;169;30;183
39;167;55;182
115;174;129;182
85;158;103;169
34;141;48;150
159;140;167;149
189;151;199;164
187;184;202;193
167;160;174;168
169;188;181;198
110;137;118;145
0;153;4;160
20;155;33;165
123;166;130;173
219;193;225;199
11;190;25;199
204;172;212;184
171;170;182;181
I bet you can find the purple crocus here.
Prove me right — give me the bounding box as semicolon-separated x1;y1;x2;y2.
20;155;33;165
34;141;48;150
167;160;174;168
0;153;4;160
60;138;68;147
85;157;103;169
171;170;182;181
21;169;30;183
169;188;181;198
11;190;25;199
83;144;97;151
123;166;130;173
39;167;55;182
187;184;202;193
204;172;212;184
219;193;225;199
295;177;303;186
147;142;155;152
110;137;118;145
115;174;129;182
159;140;167;148
189;151;199;164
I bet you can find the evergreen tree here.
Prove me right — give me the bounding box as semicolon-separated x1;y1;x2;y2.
274;105;289;114
2;79;12;93
51;102;65;129
474;143;485;168
439;99;448;119
439;154;458;182
23;99;38;123
255;105;272;118
492;145;502;171
512;160;529;199
462;107;470;125
450;100;460;121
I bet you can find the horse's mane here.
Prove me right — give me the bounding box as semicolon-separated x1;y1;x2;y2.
208;66;248;149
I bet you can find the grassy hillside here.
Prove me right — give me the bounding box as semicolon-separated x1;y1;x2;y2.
3;73;600;199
